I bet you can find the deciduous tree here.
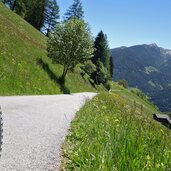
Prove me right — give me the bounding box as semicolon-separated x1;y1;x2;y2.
47;18;94;82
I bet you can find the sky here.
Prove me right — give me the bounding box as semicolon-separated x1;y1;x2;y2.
57;0;171;49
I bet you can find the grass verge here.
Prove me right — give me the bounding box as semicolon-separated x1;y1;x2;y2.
62;91;171;171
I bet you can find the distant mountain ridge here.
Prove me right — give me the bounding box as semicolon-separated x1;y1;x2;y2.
111;43;171;112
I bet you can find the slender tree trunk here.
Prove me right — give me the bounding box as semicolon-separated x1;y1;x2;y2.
61;65;68;83
2;0;7;4
11;0;17;11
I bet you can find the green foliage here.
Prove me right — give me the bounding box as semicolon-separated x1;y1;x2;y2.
145;66;158;74
64;0;84;20
92;31;110;72
130;88;148;101
104;81;111;90
118;79;128;88
24;0;47;30
81;60;96;77
3;0;59;31
95;60;108;84
110;55;114;79
43;0;60;35
62;92;171;170
47;18;94;80
0;2;99;95
2;0;15;9
91;31;111;85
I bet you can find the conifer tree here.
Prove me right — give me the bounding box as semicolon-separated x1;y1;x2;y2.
64;0;84;20
24;0;47;30
1;0;7;4
92;31;110;73
2;0;59;32
2;0;14;9
43;0;60;36
110;56;114;79
11;0;16;11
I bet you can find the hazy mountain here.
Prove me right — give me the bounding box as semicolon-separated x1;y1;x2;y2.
111;43;171;112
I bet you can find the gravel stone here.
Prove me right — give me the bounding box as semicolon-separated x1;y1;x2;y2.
0;93;96;171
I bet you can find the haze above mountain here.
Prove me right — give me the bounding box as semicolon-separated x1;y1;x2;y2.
111;43;171;112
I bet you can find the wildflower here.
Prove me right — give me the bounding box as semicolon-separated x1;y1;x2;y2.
146;155;151;160
102;106;107;110
114;119;120;122
155;163;160;168
160;129;164;134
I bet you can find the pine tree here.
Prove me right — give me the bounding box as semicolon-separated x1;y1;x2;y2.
110;56;114;79
2;0;59;32
1;0;7;4
11;0;16;11
43;0;60;36
24;0;47;30
14;0;27;17
64;0;84;20
2;0;14;9
92;31;110;72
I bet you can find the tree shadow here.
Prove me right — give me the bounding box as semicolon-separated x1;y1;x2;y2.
80;72;96;89
37;58;70;94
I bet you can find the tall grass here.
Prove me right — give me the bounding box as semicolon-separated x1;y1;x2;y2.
62;93;171;170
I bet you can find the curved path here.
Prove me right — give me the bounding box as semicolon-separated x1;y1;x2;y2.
0;93;96;171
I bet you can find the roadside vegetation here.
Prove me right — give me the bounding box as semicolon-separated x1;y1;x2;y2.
62;83;171;171
0;2;106;95
1;1;170;170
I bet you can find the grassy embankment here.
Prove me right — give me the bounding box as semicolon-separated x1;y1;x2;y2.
62;83;171;171
0;3;102;95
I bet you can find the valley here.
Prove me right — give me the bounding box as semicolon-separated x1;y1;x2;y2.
111;43;171;112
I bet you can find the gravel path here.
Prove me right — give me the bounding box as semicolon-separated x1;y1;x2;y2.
0;93;96;171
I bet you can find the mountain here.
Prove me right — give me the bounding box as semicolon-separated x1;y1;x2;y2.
0;3;98;95
111;43;171;112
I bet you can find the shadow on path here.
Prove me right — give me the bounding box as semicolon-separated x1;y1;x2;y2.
37;58;70;94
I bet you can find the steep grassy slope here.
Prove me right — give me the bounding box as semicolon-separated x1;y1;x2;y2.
62;83;171;170
0;3;98;95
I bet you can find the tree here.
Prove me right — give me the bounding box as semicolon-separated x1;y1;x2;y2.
81;60;97;78
64;0;84;20
43;0;59;36
2;0;59;32
11;0;16;10
2;0;14;9
14;0;27;17
47;18;94;82
110;56;114;79
1;0;7;4
94;60;108;84
118;80;128;89
21;0;47;30
92;31;110;71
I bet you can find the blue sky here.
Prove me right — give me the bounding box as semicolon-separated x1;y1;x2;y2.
57;0;171;49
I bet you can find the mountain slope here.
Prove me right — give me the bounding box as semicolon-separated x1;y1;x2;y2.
0;3;98;95
111;44;171;112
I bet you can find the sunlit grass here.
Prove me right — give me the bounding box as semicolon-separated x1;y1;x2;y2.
62;92;171;170
0;3;99;95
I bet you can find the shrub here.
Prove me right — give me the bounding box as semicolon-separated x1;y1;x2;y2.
104;81;111;90
81;60;97;76
118;80;128;89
